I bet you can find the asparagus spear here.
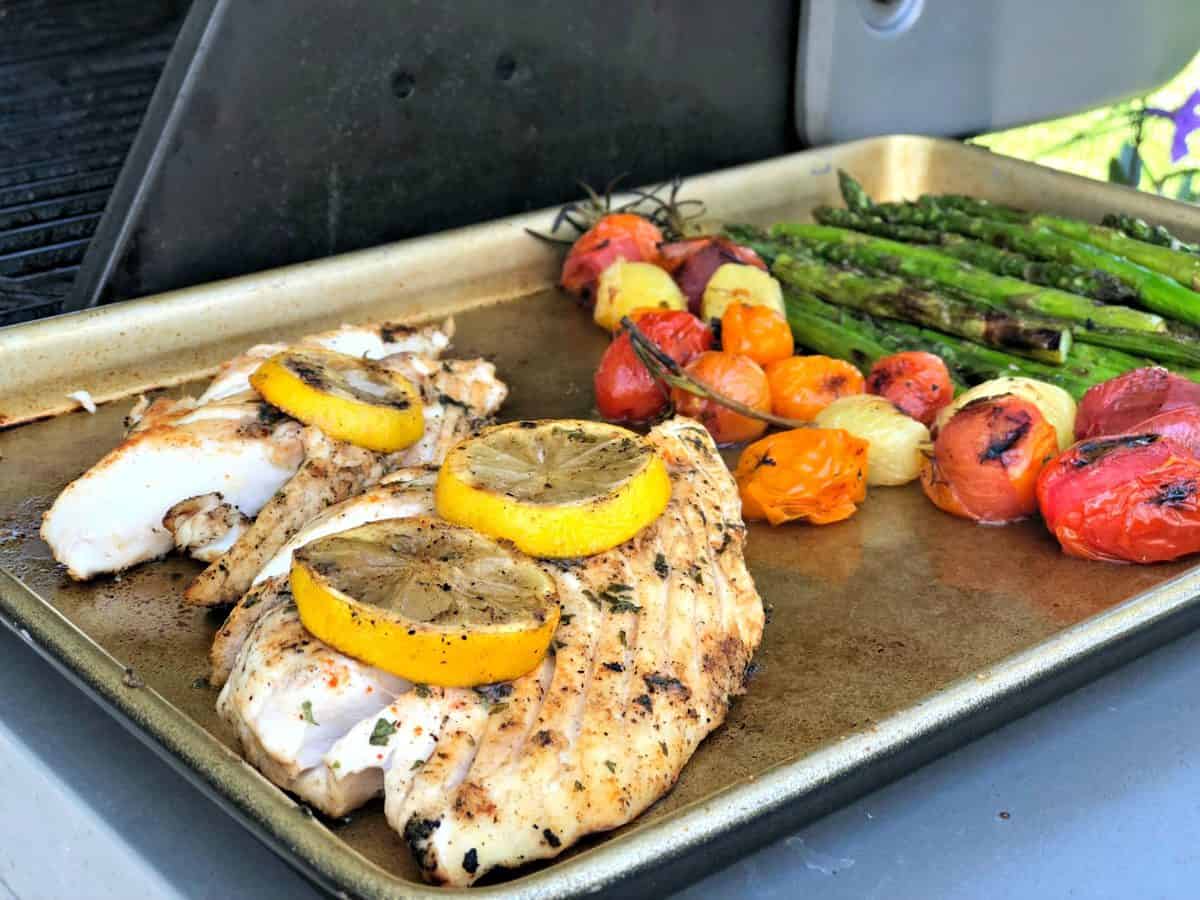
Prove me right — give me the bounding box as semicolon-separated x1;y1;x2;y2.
921;190;1200;283
771;254;1072;363
773;222;1165;333
783;289;1102;399
813;206;1140;304
869;203;1200;327
838;169;874;213
782;294;895;372
1102;213;1200;254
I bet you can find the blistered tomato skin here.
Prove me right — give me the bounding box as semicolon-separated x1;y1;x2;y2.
1132;406;1200;458
594;311;713;423
921;395;1059;524
561;214;664;302
1037;434;1200;563
720;303;795;366
1074;366;1200;440
866;351;953;426
766;355;865;421
671;351;772;445
735;428;869;525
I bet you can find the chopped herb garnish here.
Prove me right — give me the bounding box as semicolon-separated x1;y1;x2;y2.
574;780;585;792
414;683;431;698
301;700;318;726
369;718;397;746
606;597;642;614
331;760;341;770
654;554;669;578
410;758;425;771
607;583;633;592
583;589;601;609
488;702;510;716
660;741;669;756
560;613;574;626
618;629;628;648
604;760;617;774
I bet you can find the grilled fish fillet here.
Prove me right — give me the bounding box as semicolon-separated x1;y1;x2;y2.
184;357;506;607
197;320;453;405
208;467;438;688
41;321;455;581
217;418;763;885
41;400;304;580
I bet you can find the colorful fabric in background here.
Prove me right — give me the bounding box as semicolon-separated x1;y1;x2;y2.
974;52;1200;201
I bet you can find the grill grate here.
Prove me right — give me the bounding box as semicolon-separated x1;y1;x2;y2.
0;0;188;326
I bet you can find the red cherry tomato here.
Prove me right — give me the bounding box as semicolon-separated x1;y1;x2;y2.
593;311;713;423
659;237;767;313
866;351;954;426
561;214;664;302
1075;366;1200;440
1130;406;1200;459
1037;433;1200;563
920;395;1059;524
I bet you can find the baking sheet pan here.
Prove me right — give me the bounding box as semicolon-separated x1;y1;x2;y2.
4;136;1200;898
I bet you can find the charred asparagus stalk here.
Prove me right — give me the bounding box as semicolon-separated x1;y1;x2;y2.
868;203;1200;327
773;223;1165;333
923;191;1200;284
783;289;1104;399
812;207;1140;304
1101;213;1200;254
771;254;1072;364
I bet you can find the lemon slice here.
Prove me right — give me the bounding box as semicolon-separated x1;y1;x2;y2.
290;517;559;686
435;419;671;558
250;348;423;452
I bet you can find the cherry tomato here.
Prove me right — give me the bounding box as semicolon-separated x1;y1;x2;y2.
920;395;1059;524
1037;433;1200;563
672;351;772;444
561;214;664;302
594;311;712;423
866;351;953;426
766;355;864;421
659;237;767;313
1131;406;1200;458
1075;366;1200;440
735;428;869;526
720;302;794;366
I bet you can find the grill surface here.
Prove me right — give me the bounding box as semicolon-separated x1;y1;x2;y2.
0;0;187;325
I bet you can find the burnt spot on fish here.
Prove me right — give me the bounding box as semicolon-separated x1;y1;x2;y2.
602;661;625;673
379;323;415;344
634;693;653;713
654;553;670;578
436;392;472;410
542;829;561;848
644;672;690;698
404;816;442;871
462;848;479;874
1152;479;1197;506
1071;433;1159;467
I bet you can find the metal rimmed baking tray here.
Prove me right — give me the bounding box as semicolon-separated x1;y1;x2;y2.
4;136;1200;898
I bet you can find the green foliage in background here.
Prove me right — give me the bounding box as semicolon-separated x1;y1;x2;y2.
974;52;1200;201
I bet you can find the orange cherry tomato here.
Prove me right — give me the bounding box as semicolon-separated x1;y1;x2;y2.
765;355;864;421
865;351;953;426
921;394;1058;524
560;214;664;302
735;428;869;526
1037;433;1200;563
721;303;795;366
671;351;772;445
